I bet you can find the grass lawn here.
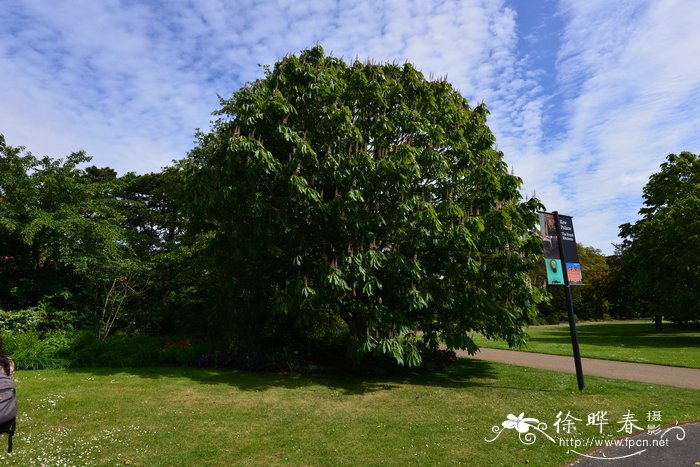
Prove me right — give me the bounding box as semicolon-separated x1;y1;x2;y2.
1;361;698;466
472;321;700;369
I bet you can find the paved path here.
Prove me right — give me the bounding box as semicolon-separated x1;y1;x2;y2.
457;348;700;390
566;422;700;467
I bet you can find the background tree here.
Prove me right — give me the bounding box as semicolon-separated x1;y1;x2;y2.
575;245;610;319
116;168;191;334
619;152;700;329
182;47;545;365
0;135;141;331
601;243;639;320
119;171;182;258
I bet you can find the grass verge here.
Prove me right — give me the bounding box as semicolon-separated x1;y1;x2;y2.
472;321;700;369
1;360;698;466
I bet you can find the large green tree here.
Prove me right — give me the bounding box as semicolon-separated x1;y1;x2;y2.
182;47;544;364
620;151;700;329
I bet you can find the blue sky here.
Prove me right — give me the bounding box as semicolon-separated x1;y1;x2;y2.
2;0;699;254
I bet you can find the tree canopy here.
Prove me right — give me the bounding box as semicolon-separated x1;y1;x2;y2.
182;47;544;365
0;135;180;335
0;137;129;314
620;151;700;328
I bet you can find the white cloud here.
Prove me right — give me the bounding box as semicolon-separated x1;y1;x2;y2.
515;0;700;253
2;0;530;173
3;0;698;253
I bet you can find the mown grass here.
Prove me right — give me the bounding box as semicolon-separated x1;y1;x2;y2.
1;360;698;466
472;321;700;369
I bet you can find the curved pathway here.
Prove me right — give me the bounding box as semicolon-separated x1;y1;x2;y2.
458;347;700;390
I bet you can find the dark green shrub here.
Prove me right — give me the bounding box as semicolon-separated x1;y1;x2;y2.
1;331;73;370
67;333;164;368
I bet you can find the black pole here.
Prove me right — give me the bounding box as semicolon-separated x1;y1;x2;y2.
553;211;585;391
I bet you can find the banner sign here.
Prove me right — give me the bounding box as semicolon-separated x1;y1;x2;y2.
557;214;583;285
539;212;583;286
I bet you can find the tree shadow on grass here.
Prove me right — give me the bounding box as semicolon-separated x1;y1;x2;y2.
64;358;509;395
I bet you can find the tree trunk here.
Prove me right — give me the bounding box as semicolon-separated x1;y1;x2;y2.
343;314;367;363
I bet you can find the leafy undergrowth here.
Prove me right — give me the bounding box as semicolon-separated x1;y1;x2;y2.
1;329;458;376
